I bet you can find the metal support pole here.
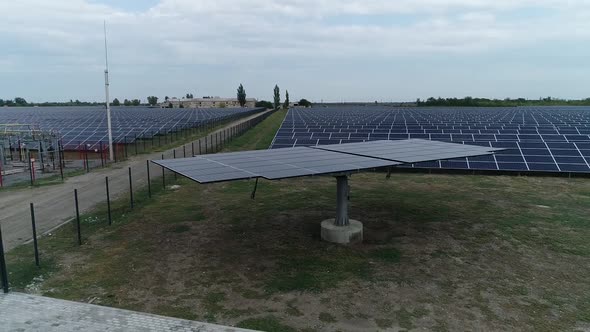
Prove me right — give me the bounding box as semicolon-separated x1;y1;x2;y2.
100;142;105;167
30;203;40;267
74;189;82;245
39;142;45;172
28;152;34;186
162;154;166;189
0;224;9;293
183;145;186;158
146;160;151;198
128;167;134;209
334;175;350;227
106;177;112;225
205;136;208;154
191;142;195;156
59;143;64;180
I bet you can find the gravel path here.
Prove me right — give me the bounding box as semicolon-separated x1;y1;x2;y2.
0;292;254;331
0;110;270;251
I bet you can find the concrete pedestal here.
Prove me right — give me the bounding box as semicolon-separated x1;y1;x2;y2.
320;219;363;244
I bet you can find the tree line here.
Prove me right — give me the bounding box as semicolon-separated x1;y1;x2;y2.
417;97;590;107
2;85;314;109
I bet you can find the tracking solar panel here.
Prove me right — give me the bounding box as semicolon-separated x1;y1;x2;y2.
152;146;400;183
312;139;503;163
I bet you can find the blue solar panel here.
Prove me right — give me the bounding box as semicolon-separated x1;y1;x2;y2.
271;106;590;174
0;106;263;150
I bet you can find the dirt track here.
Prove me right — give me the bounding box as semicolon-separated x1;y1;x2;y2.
0;110;270;251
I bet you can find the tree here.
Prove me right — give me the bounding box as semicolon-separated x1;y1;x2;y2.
273;85;280;111
255;100;273;109
123;99;132;106
112;98;120;106
165;96;169;101
14;97;27;106
132;99;141;106
298;99;312;108
185;93;194;99
283;90;290;109
237;84;247;107
147;96;158;106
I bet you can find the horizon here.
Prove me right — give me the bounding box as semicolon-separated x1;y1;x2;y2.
1;1;590;102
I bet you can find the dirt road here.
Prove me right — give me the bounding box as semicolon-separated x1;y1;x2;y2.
0;110;270;251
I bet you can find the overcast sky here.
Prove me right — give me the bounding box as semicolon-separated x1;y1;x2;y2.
1;0;590;103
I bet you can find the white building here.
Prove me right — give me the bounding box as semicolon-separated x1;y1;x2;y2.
161;97;257;108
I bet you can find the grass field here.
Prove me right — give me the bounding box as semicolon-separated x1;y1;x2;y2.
5;109;590;331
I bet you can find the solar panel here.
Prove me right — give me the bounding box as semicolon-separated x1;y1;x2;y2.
153;147;400;183
312;139;503;163
0;106;264;150
271;106;590;174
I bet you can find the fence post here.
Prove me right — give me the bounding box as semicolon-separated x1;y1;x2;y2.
59;143;64;180
147;160;151;198
104;176;112;225
74;189;82;246
0;224;9;293
85;146;89;173
134;134;138;155
128;167;134;209
199;140;202;155
100;142;105;168
30;203;40;267
205;136;208;154
28;152;34;186
162;154;166;189
39;141;45;172
192;142;195;156
183;145;186;158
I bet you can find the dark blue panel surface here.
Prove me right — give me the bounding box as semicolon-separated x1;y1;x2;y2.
270;106;590;174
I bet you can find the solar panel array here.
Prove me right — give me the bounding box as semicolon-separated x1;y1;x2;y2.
271;106;590;174
0;106;262;149
154;146;399;183
154;140;501;183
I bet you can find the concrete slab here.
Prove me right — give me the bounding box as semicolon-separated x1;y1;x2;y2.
321;219;363;244
0;292;257;332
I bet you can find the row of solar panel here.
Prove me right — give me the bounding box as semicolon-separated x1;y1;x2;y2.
280;126;590;135
1;106;263;149
285;122;589;127
272;107;590;174
274;134;590;142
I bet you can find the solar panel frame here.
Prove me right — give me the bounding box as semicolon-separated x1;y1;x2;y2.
312;139;504;164
152;146;401;184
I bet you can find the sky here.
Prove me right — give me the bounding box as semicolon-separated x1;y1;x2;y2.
1;0;590;103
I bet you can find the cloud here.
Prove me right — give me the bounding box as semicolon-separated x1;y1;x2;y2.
0;0;589;100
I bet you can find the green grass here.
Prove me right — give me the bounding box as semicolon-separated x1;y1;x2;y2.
237;316;297;332
368;248;401;263
223;109;286;152
318;312;337;323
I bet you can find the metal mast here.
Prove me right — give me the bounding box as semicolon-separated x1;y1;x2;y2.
104;21;114;161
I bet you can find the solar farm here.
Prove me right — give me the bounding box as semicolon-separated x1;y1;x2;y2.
2;107;590;331
0;106;262;149
272;106;590;175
